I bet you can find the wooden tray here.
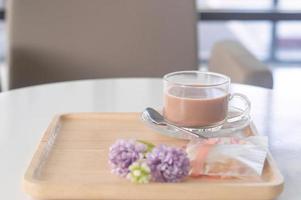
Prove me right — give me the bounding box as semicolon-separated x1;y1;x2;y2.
23;113;284;200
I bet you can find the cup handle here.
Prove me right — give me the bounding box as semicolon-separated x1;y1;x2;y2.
227;93;251;123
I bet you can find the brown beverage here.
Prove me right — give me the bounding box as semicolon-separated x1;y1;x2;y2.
163;86;229;128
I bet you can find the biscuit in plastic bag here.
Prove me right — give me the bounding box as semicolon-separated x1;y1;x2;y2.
186;136;268;179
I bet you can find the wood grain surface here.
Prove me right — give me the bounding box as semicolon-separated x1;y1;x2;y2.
23;113;284;200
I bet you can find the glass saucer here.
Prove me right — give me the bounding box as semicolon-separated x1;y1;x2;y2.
141;107;251;140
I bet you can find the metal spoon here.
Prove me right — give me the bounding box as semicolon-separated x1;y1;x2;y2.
143;107;207;139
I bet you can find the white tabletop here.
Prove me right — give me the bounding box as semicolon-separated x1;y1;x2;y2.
0;78;299;199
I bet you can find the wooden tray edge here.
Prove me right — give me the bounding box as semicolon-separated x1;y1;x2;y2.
249;122;284;191
23;114;62;198
22;113;285;200
22;112;141;198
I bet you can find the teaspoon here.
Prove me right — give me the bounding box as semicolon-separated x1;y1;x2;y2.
143;107;207;139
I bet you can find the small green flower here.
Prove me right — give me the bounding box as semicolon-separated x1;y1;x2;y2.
127;161;151;184
137;140;155;153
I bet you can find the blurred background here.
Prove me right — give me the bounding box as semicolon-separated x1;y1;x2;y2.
0;0;301;90
197;0;301;64
2;0;301;65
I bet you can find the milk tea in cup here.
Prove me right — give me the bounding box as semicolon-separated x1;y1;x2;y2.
163;71;250;129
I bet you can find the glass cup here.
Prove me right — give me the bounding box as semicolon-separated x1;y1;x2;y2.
163;71;250;131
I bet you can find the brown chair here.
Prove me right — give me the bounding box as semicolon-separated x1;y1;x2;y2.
7;0;198;89
208;40;273;89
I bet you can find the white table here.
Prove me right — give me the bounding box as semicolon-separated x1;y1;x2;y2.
0;78;300;199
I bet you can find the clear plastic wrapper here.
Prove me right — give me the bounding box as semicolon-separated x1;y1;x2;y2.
186;136;268;179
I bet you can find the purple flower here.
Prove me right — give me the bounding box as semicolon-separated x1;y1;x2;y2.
146;145;190;182
109;139;147;176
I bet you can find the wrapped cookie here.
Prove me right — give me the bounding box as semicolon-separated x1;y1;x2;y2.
186;136;268;179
